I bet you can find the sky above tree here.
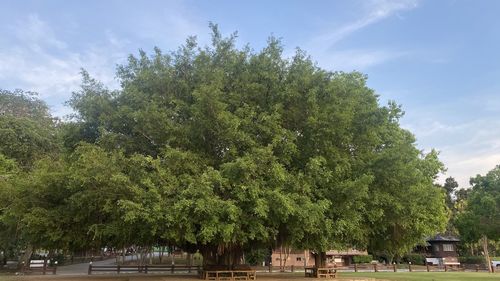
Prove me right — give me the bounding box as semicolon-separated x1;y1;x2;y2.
1;0;499;188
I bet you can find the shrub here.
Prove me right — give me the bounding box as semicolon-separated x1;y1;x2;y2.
353;255;373;264
245;248;269;266
49;254;65;266
403;254;425;265
459;256;486;264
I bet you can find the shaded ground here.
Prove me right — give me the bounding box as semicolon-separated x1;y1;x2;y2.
0;273;368;281
0;272;499;281
341;272;499;281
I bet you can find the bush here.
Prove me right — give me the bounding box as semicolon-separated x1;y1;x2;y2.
403;254;425;265
245;249;269;266
49;254;65;266
353;255;373;264
459;256;486;264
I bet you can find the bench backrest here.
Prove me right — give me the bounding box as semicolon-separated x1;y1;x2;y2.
30;260;46;268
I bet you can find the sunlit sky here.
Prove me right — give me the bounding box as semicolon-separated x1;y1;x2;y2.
2;0;500;188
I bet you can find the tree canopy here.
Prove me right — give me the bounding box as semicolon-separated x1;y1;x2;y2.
455;165;500;271
1;25;448;265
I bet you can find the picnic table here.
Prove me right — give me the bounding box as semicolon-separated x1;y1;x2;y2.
202;265;256;280
203;270;256;280
305;266;336;278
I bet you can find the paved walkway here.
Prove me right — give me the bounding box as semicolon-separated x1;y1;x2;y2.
57;258;116;275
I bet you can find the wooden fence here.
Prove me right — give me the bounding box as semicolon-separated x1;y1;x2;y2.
22;259;57;275
88;263;201;275
87;262;496;275
245;263;495;273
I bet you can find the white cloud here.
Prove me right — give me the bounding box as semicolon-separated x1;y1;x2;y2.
312;0;419;47
0;14;127;118
403;117;500;189
135;0;207;47
297;0;419;71
11;14;68;50
319;49;408;71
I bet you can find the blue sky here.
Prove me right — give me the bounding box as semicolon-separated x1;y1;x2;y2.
1;0;500;188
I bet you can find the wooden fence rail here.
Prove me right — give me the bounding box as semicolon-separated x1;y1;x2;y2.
22;259;57;275
88;263;201;275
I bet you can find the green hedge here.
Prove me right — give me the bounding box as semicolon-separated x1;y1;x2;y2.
403;254;425;265
353;255;373;264
459;256;486;264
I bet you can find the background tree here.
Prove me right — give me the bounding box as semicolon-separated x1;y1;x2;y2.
455;166;500;272
0;89;60;169
0;89;61;265
443;177;459;209
0;154;19;265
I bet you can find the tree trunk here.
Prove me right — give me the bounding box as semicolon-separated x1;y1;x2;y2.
482;235;492;273
304;250;309;267
122;247;126;265
20;245;33;269
171;246;175;266
279;245;283;271
282;246;290;271
159;246;164;263
149;247;153;265
314;251;327;268
199;244;243;268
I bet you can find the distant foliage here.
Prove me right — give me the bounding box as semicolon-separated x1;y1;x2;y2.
245;248;269;265
403;254;425;265
459;256;486;264
353;255;373;264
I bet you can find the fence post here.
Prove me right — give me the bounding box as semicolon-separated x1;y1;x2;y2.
268;263;272;273
426;263;430;272
492;264;495;273
88;262;93;275
291;265;294;272
354;263;358;272
444;264;447;272
145;265;148;274
171;264;174;274
393;263;397;272
373;263;378;272
43;259;47;275
475;264;479;272
117;264;121;274
408;262;412;272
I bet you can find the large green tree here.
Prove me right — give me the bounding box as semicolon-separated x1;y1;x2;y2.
60;25;447;266
456;166;500;272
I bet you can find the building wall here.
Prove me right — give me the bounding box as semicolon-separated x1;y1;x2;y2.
271;250;315;267
271;249;368;267
430;242;459;258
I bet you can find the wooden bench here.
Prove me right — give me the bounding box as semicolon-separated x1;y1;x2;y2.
305;267;336;278
24;259;57;275
317;267;336;279
305;266;317;277
203;270;256;280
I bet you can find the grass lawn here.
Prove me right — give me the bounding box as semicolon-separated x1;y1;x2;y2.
341;271;499;281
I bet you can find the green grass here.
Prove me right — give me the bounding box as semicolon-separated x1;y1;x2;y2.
341;272;499;281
